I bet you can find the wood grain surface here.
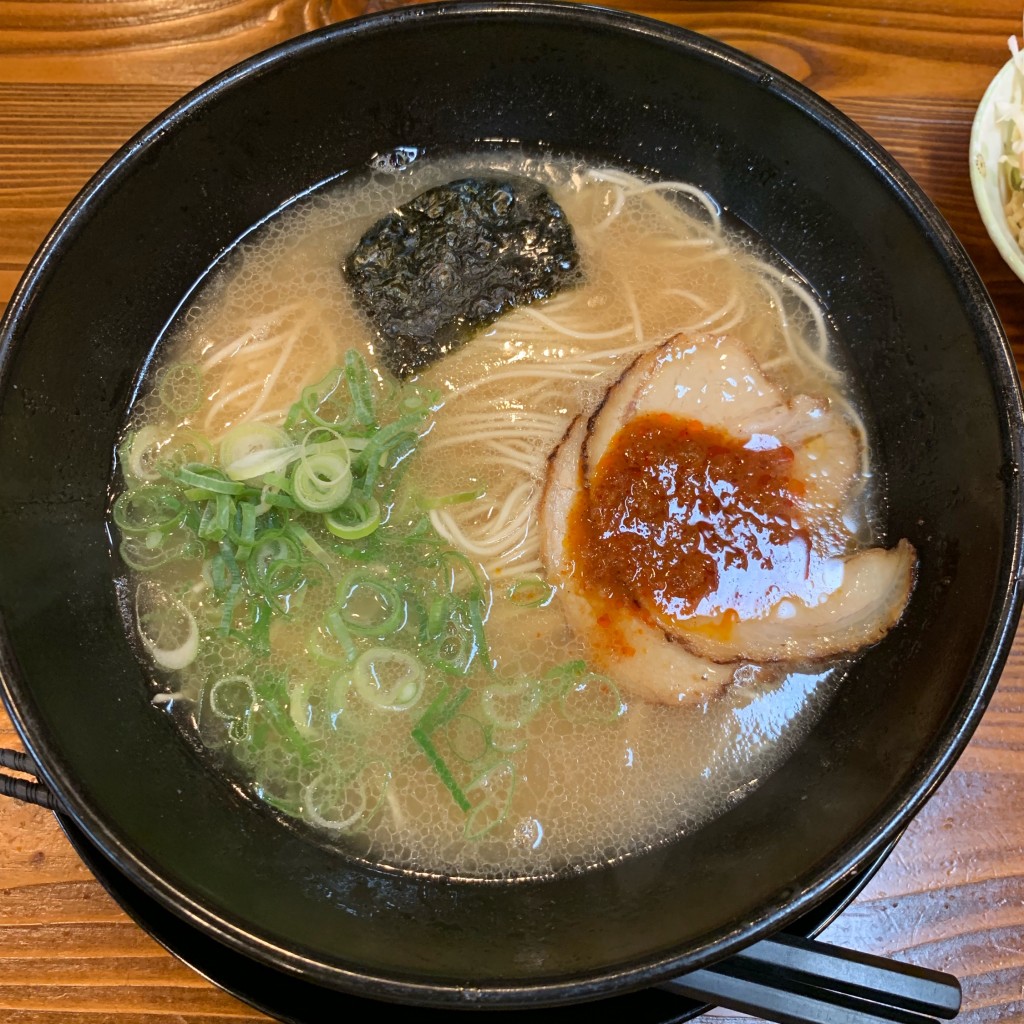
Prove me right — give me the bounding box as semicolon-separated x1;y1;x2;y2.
2;1;1023;1021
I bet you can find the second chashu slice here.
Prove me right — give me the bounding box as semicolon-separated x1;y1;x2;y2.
540;333;916;703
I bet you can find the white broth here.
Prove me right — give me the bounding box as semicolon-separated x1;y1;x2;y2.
113;150;875;878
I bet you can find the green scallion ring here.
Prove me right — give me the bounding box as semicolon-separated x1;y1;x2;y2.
507;575;556;608
112;485;186;535
352;648;424;711
324;494;381;540
336;570;405;636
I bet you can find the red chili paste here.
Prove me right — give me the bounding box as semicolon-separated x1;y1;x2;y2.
567;414;809;631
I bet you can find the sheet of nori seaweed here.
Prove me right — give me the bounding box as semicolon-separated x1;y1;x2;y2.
343;177;580;379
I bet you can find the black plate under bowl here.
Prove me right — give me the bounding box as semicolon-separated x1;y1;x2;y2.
58;811;898;1024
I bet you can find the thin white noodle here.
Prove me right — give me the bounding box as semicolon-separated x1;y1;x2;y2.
477;452;544;476
436;430;565;452
486;437;538;456
480;482;535;535
592;183;626;233
430;480;538;567
441;410;566;428
199;303;302;366
431;509;528;558
679;303;747;335
385;787;406;830
241;328;298;422
665;288;713;312
203;379;263;432
632;180;722;228
518;306;634;341
493;558;544;577
251;406;293;424
435;418;565;438
569;340;650;362
757;263;835;376
666;287;744;333
623;277;644;348
652;236;719;250
829;390;872;483
203;327;288;370
583;167;722;235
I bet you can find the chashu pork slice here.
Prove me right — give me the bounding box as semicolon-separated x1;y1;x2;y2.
584;333;861;548
576;333;916;665
540;416;737;705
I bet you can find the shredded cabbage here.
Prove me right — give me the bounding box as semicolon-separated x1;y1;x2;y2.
993;25;1024;249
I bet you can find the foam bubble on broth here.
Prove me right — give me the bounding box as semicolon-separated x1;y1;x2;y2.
118;149;869;878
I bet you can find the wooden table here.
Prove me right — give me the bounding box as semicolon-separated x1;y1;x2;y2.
1;1;1022;1021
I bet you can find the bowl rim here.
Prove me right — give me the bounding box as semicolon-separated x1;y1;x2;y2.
2;0;1023;1005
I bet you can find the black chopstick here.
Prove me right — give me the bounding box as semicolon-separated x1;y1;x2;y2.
658;934;962;1024
730;933;961;1018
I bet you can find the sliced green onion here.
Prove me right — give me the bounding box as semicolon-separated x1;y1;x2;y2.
353;648;424;711
303;761;391;832
359;427;419;494
489;725;529;754
481;679;542;730
541;659;587;701
175;464;247;496
261;470;292;491
322;610;359;664
507;575;556;608
119;529;202;571
135;581;199;671
344;349;376;427
228;500;257;550
254;674;316;764
416;684;472;735
159;429;216;472
336;570;405;637
412;727;470;812
466;591;492;672
208;542;241;597
249;599;272;657
248;531;303;596
419;485;486;510
112;485;186;534
120;426;166;482
302;369;347;428
209;675;256;720
464;761;515;840
220;422;296;481
401;385;439;414
425;595;449;639
287;522;331;565
326;671;352;728
412;686;473;810
431;603;478;676
287;677;316;735
559;672;626;725
428;549;487;598
197;493;233;541
292;451;353;512
324;493;381;540
214;541;243;635
445;713;489;763
155;362;203;415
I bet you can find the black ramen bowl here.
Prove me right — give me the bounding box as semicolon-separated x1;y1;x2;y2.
0;1;1021;1009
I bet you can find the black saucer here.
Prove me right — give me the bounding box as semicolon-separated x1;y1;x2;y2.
56;812;895;1024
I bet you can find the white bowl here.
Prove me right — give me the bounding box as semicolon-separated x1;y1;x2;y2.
970;57;1024;283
